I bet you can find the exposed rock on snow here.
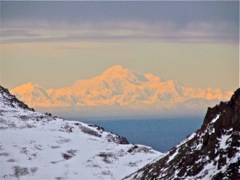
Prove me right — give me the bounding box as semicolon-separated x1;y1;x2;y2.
125;88;240;180
0;86;34;112
0;86;162;179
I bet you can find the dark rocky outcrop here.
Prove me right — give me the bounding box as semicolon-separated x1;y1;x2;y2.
88;124;129;144
125;88;240;180
0;86;34;111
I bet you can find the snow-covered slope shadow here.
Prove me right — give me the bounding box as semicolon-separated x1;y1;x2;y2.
0;86;162;179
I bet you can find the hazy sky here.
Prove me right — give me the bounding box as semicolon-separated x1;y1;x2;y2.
1;1;239;91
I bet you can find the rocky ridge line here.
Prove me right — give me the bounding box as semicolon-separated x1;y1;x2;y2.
125;88;240;179
0;86;34;111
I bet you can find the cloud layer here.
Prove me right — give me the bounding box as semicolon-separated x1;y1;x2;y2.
2;20;238;44
1;1;239;44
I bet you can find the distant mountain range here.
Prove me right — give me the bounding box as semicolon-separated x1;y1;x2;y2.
11;65;232;118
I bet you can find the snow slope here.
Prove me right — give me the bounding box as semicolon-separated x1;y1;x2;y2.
0;86;162;179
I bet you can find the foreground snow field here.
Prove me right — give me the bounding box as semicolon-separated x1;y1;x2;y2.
0;86;162;179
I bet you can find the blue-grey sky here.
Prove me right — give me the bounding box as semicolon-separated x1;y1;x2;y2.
1;1;239;91
2;1;238;23
2;1;239;43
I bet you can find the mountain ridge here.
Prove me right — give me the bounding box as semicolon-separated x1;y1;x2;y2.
1;85;239;179
10;65;233;117
0;86;35;111
0;85;162;179
124;88;240;179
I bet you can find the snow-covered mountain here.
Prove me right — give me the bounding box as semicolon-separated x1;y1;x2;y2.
1;85;239;179
125;88;240;179
11;65;232;118
0;86;162;179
